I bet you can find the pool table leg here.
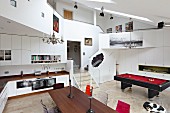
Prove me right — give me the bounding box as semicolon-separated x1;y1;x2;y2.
121;82;132;91
148;89;159;99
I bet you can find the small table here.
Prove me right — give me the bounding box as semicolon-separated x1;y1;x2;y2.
114;74;170;98
49;87;118;113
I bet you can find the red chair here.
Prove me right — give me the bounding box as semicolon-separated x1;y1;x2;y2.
85;85;93;96
116;100;130;113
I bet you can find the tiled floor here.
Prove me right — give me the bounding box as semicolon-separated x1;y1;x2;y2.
3;80;170;113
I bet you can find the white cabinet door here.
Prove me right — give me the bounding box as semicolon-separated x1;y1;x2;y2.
31;37;40;54
39;38;49;54
22;50;31;65
57;75;69;86
16;87;32;96
12;50;21;65
22;36;31;50
7;81;17;97
143;30;157;47
0;34;11;50
12;35;21;49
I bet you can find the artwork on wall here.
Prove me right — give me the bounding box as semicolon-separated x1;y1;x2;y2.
84;38;92;46
115;25;122;33
107;28;112;33
125;21;133;32
53;14;59;33
10;0;17;7
91;53;104;67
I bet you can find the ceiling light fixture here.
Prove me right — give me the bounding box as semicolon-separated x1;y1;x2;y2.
86;0;116;4
158;21;170;29
74;2;78;9
99;6;104;17
95;8;153;22
110;14;113;19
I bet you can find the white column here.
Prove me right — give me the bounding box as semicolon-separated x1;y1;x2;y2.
93;10;96;26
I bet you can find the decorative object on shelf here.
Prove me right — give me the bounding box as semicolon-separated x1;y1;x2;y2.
125;21;133;32
85;38;92;46
110;14;113;20
91;53;104;67
107;28;112;33
115;25;122;33
10;0;17;7
86;96;95;113
67;74;74;98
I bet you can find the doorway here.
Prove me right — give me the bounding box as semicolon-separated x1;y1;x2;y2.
67;41;81;69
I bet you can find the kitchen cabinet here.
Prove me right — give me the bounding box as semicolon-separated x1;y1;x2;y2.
16;87;32;96
12;35;22;50
7;81;17;97
0;85;8;113
0;34;11;50
31;37;40;54
56;75;69;86
22;50;31;65
22;36;31;50
12;50;21;65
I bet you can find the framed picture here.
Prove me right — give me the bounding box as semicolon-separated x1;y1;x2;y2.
84;38;92;46
10;0;17;7
115;25;122;33
125;21;133;32
53;14;59;33
107;28;112;33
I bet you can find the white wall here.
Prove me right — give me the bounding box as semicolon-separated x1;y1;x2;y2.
0;0;53;34
89;49;119;83
56;0;94;24
96;13;155;33
63;19;102;68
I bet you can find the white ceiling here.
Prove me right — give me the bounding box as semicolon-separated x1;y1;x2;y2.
0;16;44;37
71;0;170;25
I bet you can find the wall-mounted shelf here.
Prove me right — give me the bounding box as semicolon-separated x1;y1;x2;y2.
0;50;11;61
139;65;170;74
31;55;61;64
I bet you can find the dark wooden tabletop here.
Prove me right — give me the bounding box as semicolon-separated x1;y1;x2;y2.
49;87;118;113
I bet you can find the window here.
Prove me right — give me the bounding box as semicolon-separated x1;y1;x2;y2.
64;10;73;20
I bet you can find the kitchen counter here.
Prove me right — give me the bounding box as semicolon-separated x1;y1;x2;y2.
0;71;69;93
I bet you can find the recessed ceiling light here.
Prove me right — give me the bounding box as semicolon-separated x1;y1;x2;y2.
95;8;153;22
86;0;116;4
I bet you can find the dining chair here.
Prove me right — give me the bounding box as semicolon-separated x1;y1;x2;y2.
40;99;61;113
116;100;130;113
85;85;93;96
96;91;108;105
53;83;64;90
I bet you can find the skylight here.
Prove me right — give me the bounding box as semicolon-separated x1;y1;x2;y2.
86;0;116;4
95;8;153;22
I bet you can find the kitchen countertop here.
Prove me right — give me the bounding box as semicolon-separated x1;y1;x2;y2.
0;71;69;94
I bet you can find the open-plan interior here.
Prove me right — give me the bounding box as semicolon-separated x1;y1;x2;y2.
0;0;170;113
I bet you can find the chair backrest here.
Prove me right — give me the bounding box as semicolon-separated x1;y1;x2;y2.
85;85;93;96
40;100;48;113
53;83;64;90
96;91;108;105
116;100;130;113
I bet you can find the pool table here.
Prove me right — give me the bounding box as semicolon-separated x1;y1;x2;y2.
114;74;170;98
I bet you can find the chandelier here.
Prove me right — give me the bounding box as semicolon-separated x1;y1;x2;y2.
42;32;64;45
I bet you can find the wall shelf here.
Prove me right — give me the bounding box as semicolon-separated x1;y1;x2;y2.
0;50;11;61
31;55;61;64
139;65;170;74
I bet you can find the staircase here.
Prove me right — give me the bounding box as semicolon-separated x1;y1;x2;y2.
73;70;98;92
